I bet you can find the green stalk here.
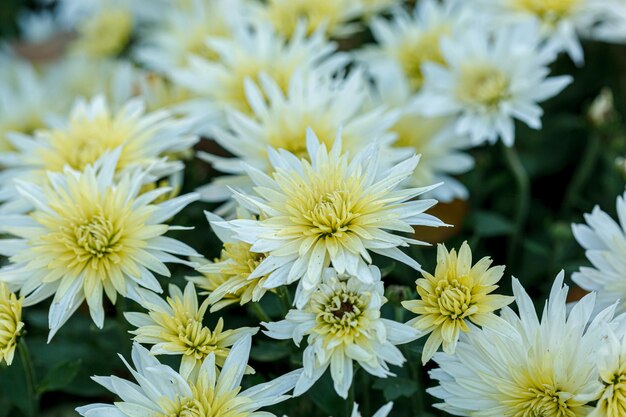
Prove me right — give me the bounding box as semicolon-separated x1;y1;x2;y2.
561;133;602;216
277;286;293;315
18;341;39;417
502;145;530;266
250;302;271;323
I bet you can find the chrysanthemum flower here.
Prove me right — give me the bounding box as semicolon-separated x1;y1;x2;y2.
572;191;626;314
126;282;258;379
188;211;272;312
264;268;419;398
352;402;394;417
172;21;346;116
0;151;200;339
197;69;400;207
219;130;444;307
592;326;626;417
402;241;514;364
0;283;24;366
413;23;572;146
76;335;302;417
0;95;197;213
429;272;616;416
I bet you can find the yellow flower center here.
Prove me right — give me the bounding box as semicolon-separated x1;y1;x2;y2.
264;0;348;37
516;0;579;22
435;279;473;320
597;371;626;417
266;116;336;159
0;284;23;365
396;25;449;91
314;287;369;341
76;9;133;57
157;380;252;417
304;191;357;238
517;384;577;417
457;64;509;107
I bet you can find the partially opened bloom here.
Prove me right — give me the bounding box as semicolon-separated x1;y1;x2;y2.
0;151;200;338
0;283;24;366
125;282;258;378
188;211;272;312
76;335;302;417
0;95;197;213
413;23;572;146
219;130;444;307
264;268;419;398
429;272;616;416
592;326;626;417
572;191;626;314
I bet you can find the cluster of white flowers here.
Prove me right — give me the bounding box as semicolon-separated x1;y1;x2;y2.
1;0;626;416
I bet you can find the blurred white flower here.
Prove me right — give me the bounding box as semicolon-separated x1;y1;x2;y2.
352;402;393;417
592;325;626;417
413;23;572;146
429;272;616;416
572;191;626;314
264;268;419;398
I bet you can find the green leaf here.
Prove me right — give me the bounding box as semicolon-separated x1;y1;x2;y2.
250;342;291;362
37;359;82;394
469;211;514;237
372;377;419;401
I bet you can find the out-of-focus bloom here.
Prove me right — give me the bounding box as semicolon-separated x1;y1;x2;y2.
172;21;347;117
590;0;626;43
217;130;444;307
0;283;23;366
264;268;419;398
402;241;513;363
413;23;572;146
188;211;272;312
76;335;302;417
592;326;626;417
0;95;197;213
0;151;199;338
588;87;616;127
197;69;401;207
363;0;468;93
352;402;394;417
125;282;257;379
429;272;615;416
572;191;626;314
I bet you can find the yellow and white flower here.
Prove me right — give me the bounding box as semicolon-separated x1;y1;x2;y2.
0;283;24;366
572;191;626;314
429;272;616;416
402;241;514;364
172;21;347;117
592;326;626;417
76;335;302;417
0;151;200;339
413;23;572;146
197;69;401;208
0;95;197;213
218;130;444;307
188;211;273;312
125;282;257;379
264;268;419;398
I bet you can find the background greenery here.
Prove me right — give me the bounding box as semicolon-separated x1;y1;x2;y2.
2;0;626;416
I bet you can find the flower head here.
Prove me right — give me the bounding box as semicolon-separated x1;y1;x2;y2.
76;335;302;417
413;23;572;146
0;283;24;366
189;211;272;312
572;191;626;314
126;282;258;378
0;151;200;338
220;130;444;307
264;268;419;398
429;272;617;416
402;241;514;363
592;326;626;417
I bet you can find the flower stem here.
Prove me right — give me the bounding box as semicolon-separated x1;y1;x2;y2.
18;341;39;417
250;302;271;323
277;286;293;315
561;133;602;216
502;145;530;266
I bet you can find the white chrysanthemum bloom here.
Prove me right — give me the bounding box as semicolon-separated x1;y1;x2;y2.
172;21;347;118
76;335;302;417
16;9;62;43
188;211;273;312
588;0;626;45
413;23;572;146
264;268;419;398
197;69;401;208
136;0;248;74
478;0;605;65
368;63;473;202
218;130;444;307
358;0;403;15
125;282;258;379
572;191;626;314
0;95;197;213
0;151;200;339
429;272;617;416
351;402;393;417
362;0;469;93
592;326;626;417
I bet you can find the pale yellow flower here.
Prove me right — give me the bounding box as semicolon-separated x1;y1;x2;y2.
592;327;626;417
0;283;24;366
402;241;514;363
126;282;258;379
72;8;133;57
